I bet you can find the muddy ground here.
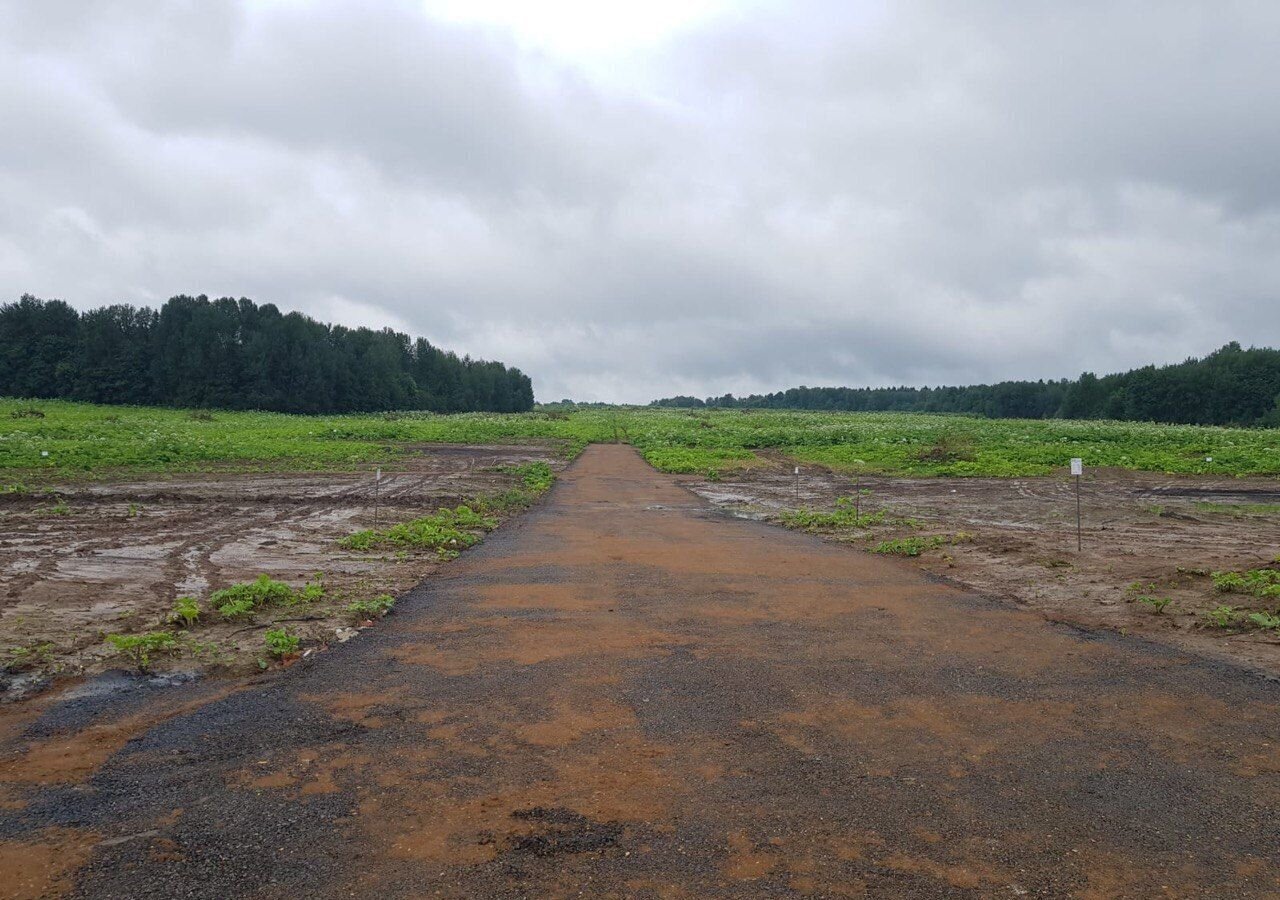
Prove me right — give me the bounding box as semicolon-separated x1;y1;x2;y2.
0;444;566;694
690;452;1280;675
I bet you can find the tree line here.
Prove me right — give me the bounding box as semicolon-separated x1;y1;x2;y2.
0;294;534;414
652;343;1280;427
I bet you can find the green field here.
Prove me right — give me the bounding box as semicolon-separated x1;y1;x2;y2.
3;399;1280;482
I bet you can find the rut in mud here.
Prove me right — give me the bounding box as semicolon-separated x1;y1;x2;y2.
0;444;1277;898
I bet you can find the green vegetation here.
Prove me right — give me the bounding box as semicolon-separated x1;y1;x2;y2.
1200;602;1280;632
1204;605;1238;628
171;596;201;627
341;506;496;554
1;294;533;414
4;400;1280;480
348;595;396;619
474;461;560;515
296;573;326;603
873;536;946;557
782;496;882;530
514;461;555;492
1247;612;1280;630
210;575;298;619
1194;502;1280;517
1138;595;1174;614
5;642;55;672
640;447;758;477
263;628;300;658
106;631;179;673
1210;568;1280;598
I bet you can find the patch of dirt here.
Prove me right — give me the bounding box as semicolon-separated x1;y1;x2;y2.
686;453;1280;674
0;444;565;695
0;826;99;900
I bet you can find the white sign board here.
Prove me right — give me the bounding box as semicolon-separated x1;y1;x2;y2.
794;466;800;475
375;468;382;482
1070;458;1083;477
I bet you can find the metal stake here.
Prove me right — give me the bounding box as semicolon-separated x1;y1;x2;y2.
1075;472;1081;551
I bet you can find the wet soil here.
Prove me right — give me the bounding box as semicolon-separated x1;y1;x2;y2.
0;444;563;692
693;452;1280;675
0;445;1275;897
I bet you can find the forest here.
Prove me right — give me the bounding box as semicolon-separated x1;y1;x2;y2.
652;343;1280;427
0;294;534;414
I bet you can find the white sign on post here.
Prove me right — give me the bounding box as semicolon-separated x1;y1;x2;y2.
1070;458;1083;477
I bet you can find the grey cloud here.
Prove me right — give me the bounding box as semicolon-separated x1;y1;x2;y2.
2;0;1279;402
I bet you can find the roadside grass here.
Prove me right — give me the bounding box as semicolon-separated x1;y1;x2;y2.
873;535;949;557
340;506;495;556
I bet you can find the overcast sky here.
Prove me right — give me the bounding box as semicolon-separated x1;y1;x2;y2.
3;1;1279;402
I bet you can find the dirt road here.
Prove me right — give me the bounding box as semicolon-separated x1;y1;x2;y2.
3;445;1279;897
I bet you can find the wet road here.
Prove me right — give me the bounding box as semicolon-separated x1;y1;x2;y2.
3;444;1279;897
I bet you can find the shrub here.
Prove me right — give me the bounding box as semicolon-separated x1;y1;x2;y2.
171;596;201;627
1247;612;1280;630
1211;568;1280;597
1138;595;1173;614
1204;605;1238;628
217;598;255;620
348;595;396;619
210;575;295;619
107;632;178;672
295;573;325;603
914;430;977;464
264;628;300;658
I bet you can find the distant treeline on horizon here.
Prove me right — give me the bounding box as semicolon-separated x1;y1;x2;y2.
651;343;1280;427
0;294;534;414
